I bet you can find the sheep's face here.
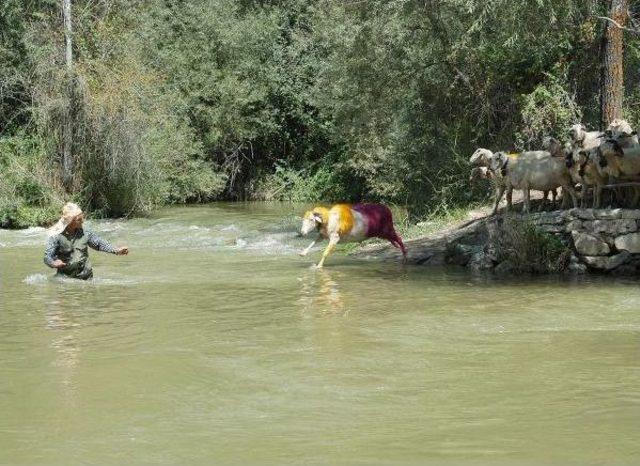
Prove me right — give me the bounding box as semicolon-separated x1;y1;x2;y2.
596;142;624;177
301;210;322;235
597;146;608;169
469;167;490;183
576;150;590;167
469;148;493;167
489;152;508;174
606;119;634;139
601;139;624;158
568;124;586;142
543;137;563;157
576;150;595;177
605;121;637;148
565;151;575;168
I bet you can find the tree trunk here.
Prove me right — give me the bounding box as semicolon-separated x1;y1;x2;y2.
62;0;74;191
600;0;628;129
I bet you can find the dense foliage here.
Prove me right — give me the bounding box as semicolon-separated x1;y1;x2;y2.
1;0;639;226
495;217;572;274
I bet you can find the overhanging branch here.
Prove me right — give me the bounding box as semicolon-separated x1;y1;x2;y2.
596;15;640;34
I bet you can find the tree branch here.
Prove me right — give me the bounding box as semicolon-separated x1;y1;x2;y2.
595;15;640;34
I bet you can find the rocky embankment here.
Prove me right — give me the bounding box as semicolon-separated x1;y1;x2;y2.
356;209;640;274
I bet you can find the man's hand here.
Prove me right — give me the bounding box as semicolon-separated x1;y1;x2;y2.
51;259;66;269
115;246;129;256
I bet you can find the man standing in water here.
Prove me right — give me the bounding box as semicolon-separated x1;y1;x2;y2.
44;202;129;280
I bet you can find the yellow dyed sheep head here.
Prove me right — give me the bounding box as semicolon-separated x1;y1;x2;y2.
300;207;328;235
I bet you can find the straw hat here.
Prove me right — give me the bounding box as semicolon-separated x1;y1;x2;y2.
48;202;83;236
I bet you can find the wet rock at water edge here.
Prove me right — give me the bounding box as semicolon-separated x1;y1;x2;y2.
468;251;495;271
571;231;610;256
567;262;588;274
581;251;631;271
445;243;480;266
494;260;515;275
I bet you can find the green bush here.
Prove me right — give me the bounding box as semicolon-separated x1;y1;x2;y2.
495;217;571;274
515;71;583;149
250;161;353;203
3;0;638;228
0;133;62;228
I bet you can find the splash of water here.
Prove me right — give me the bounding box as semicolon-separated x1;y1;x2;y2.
23;273;50;285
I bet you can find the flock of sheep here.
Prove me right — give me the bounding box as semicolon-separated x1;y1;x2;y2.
469;119;640;214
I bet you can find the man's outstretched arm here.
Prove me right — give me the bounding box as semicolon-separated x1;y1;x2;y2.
87;231;128;255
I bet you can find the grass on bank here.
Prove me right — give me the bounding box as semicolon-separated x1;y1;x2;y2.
494;216;571;273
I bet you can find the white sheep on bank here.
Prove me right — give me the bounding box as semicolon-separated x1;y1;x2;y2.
468;121;640;212
572;147;608;208
605;119;638;147
485;150;578;214
597;138;640;178
469;165;558;210
568;123;602;151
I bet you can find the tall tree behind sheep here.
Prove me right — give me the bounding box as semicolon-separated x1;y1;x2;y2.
600;0;629;128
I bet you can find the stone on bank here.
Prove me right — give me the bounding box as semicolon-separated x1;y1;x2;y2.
358;208;640;275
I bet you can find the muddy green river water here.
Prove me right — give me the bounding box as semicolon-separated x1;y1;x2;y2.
1;203;639;465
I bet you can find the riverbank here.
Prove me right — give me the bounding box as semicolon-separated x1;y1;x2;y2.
356;207;640;275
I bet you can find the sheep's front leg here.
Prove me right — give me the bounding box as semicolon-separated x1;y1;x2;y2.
299;234;322;257
523;188;531;213
593;184;602;209
317;234;340;268
492;185;506;215
539;190;548;212
564;184;579;208
632;187;640;208
506;187;513;211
